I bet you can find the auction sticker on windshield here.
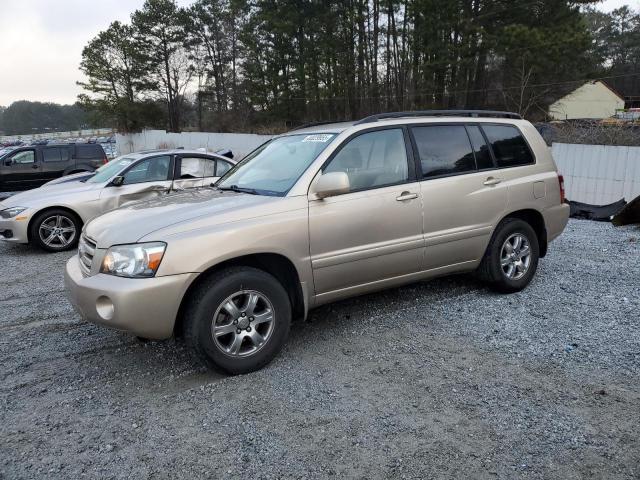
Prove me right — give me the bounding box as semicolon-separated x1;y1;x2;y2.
302;134;333;143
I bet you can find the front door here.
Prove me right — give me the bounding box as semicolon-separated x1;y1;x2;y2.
0;149;40;191
99;155;174;211
308;128;424;299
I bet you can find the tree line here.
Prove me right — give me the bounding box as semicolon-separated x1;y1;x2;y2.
79;0;640;133
0;101;91;136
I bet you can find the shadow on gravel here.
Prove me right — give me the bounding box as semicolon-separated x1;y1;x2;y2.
55;273;489;391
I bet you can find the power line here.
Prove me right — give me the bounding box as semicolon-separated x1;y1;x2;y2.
255;72;640;103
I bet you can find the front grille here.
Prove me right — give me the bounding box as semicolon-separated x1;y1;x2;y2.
78;235;97;277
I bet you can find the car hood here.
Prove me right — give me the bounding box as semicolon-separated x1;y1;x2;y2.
84;188;287;248
43;171;95;186
0;181;103;209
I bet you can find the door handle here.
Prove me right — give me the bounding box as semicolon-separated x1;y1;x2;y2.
483;177;502;186
396;191;418;202
31;164;39;169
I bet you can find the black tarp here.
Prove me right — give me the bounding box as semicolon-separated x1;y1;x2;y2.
613;195;640;226
569;199;627;221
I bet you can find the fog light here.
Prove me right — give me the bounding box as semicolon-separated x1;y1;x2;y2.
96;296;115;321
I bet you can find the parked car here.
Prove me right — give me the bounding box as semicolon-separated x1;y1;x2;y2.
0;143;107;192
63;110;570;375
0;149;236;251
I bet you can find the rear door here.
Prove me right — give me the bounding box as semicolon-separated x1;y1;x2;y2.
411;124;508;271
41;146;72;181
74;144;106;171
173;154;234;189
0;148;41;191
99;155;174;210
173;155;207;190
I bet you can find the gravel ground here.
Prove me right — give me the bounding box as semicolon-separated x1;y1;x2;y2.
1;219;639;479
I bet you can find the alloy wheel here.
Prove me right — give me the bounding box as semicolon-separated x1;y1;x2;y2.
211;290;275;357
500;233;531;280
38;215;76;249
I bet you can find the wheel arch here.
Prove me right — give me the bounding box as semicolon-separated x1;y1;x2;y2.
174;252;306;337
27;206;84;243
497;208;548;257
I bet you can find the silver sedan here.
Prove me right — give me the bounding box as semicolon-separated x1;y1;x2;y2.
0;149;235;252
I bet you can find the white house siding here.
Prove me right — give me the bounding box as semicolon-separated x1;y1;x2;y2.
552;143;640;204
549;81;625;120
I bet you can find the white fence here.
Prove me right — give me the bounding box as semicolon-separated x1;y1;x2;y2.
116;130;272;160
552;143;640;205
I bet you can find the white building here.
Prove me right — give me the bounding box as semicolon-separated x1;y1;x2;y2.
548;81;625;120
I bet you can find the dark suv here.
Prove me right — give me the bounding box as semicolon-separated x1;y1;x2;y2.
0;144;107;192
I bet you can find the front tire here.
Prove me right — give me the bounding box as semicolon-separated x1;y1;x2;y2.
183;267;292;375
30;209;81;252
477;218;539;293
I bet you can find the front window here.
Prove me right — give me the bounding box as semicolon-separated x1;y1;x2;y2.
217;133;337;196
10;150;35;164
86;157;136;183
122;155;171;184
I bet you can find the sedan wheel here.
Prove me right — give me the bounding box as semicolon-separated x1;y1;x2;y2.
38;215;77;249
30;209;82;252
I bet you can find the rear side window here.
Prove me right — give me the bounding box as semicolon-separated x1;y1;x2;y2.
43;147;70;162
178;157;206;179
412;125;475;178
482;125;534;168
75;145;103;160
466;126;494;170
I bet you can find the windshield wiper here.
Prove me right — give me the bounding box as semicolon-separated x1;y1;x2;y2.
218;185;260;195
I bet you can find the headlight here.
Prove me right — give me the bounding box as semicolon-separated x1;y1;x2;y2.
0;207;27;219
100;242;166;278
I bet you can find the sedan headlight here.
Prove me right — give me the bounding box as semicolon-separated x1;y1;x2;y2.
100;242;166;278
0;207;27;219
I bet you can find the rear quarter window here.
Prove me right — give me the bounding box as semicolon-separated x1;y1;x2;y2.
482;125;534;168
75;145;104;160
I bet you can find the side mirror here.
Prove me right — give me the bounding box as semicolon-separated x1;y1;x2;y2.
111;175;125;187
4;159;12;166
313;172;350;199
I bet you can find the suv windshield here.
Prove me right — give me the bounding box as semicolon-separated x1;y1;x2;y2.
86;157;135;183
217;133;336;196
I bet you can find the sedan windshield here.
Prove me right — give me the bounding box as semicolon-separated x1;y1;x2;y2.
86;157;136;184
217;133;336;196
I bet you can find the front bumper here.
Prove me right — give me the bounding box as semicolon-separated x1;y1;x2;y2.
64;255;198;340
0;215;31;243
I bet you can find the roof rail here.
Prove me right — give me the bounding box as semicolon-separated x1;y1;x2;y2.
355;110;522;124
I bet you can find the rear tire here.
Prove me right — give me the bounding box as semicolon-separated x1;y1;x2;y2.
183;267;291;375
477;218;539;293
30;209;81;252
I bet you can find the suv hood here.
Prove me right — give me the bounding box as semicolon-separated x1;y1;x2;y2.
0;181;102;209
84;188;285;247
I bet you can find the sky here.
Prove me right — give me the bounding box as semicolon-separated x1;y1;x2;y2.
0;0;637;106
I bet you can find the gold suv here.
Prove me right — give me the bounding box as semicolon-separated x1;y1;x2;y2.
65;111;570;374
